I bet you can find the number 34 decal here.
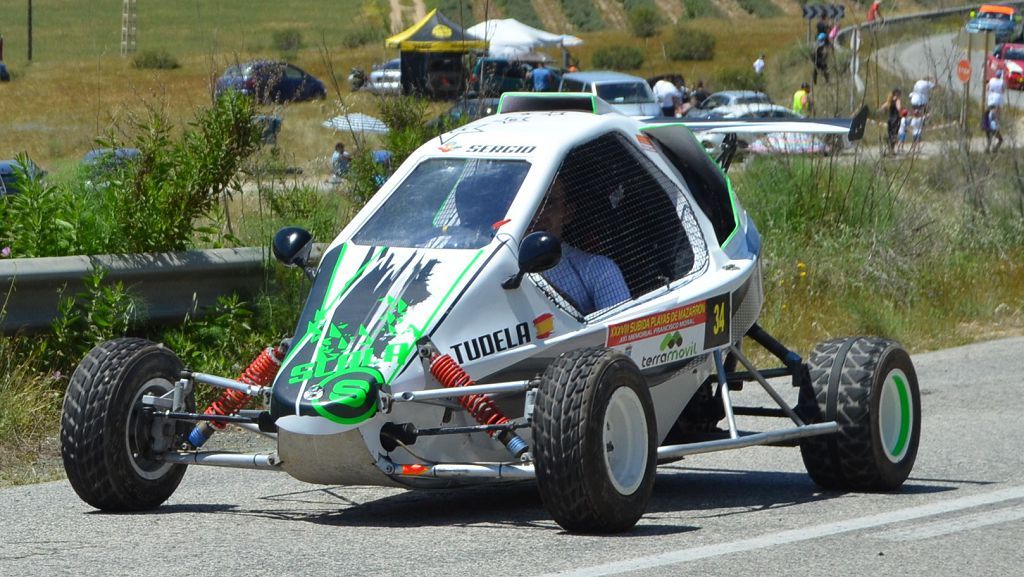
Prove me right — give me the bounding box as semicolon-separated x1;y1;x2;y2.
705;294;731;348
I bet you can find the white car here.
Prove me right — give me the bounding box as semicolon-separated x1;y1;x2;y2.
365;58;401;95
559;71;661;118
60;94;915;534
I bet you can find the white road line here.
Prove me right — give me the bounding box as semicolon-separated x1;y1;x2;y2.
877;505;1024;542
541;485;1024;577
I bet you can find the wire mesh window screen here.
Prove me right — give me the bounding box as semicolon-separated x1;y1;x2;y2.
529;131;707;316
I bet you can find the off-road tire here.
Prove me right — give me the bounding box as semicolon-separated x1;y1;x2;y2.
799;337;921;491
61;338;193;510
532;347;657;533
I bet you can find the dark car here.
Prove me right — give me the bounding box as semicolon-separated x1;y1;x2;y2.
428;97;502;131
214;61;327;103
81;148;141;189
0;159;46;196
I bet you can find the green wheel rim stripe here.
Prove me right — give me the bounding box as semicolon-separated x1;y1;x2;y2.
890;373;912;459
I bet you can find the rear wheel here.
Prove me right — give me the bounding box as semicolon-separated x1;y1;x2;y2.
799;337;921;491
61;338;194;510
532;348;657;533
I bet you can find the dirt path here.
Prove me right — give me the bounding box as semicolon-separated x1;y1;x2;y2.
387;0;426;33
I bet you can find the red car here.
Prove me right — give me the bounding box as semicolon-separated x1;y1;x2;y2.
986;43;1024;89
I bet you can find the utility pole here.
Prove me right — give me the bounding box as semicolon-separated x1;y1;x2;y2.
121;0;137;57
27;0;33;61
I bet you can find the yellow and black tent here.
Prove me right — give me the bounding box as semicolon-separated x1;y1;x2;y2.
385;9;487;99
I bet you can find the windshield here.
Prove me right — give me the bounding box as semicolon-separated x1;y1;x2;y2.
596;82;653;104
1005;48;1024;60
353;158;531;249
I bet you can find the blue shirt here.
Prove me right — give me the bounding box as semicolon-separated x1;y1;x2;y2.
531;67;554;91
543;244;630;315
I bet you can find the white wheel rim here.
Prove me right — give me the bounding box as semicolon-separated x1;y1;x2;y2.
126;377;176;480
602;386;649;495
878;368;913;463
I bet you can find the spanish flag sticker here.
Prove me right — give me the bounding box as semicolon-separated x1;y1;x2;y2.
534;313;554;339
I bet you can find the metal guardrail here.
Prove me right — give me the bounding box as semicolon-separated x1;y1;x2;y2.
1;247;272;334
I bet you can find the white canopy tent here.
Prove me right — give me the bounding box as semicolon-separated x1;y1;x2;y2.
465;19;583;60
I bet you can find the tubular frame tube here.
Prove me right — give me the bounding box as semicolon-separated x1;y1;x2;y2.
657;422;840;460
160;451;281;470
729;345;805;426
714;350;739;439
396;381;529;402
190;372;266;397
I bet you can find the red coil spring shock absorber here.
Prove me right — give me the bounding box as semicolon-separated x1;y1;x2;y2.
428;353;528;457
187;345;285;448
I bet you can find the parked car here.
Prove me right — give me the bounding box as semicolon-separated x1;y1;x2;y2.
986;42;1024;89
685;90;773;118
80;148;141;189
0;158;46;196
691;104;804;154
427;97;502;131
365;58;402;95
214;60;327;103
469;56;557;97
965;4;1024;43
559;71;660;117
0;62;10;82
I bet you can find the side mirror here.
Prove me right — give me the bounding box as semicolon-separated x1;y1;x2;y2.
502;231;562;290
273;227;315;279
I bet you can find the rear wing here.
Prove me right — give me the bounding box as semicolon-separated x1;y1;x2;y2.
643;105;868;171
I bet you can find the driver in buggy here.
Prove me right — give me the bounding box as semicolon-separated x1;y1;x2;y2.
530;177;630;315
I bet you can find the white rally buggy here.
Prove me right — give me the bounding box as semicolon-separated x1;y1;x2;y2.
60;94;919;533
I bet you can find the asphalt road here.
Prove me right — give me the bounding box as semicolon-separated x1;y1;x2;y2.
876;30;1024;110
2;336;1023;576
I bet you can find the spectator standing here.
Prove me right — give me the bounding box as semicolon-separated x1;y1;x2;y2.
983;105;1003;153
816;15;831;45
867;1;883;24
528;61;555;92
909;108;925;154
691;80;709;105
331;142;351;178
753;54;766;75
793;82;812;116
986;69;1005;109
813;33;830;84
878;87;903;155
909;76;937;112
896;109;909;154
653;78;682;117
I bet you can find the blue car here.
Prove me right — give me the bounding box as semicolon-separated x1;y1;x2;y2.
965;4;1024;43
0;158;45;196
214;60;327;104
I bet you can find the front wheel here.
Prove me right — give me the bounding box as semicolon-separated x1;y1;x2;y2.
799;337;921;491
532;348;657;533
61;338;194;510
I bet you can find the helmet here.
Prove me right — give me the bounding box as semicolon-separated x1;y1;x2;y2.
817;32;827;41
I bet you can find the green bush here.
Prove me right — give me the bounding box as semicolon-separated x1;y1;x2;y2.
592;46;646;70
736;0;781;17
558;0;606;31
272;29;303;52
665;27;716;61
682;0;723;19
0;93;262;258
132;50;180;70
628;5;661;38
715;66;766;92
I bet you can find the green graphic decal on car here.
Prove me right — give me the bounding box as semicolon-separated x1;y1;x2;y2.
274;244;485;425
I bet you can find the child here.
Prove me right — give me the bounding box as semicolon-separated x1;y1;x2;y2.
909;109;925;154
896;109;909;154
983;105;1003;153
